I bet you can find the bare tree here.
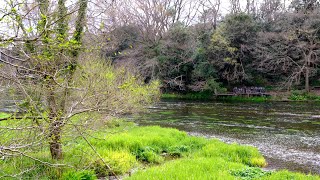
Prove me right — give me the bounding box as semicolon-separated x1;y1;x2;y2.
199;0;221;30
258;0;284;22
230;0;242;14
92;0;203;43
254;9;320;91
0;0;159;170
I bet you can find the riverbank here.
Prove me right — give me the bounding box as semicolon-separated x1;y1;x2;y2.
0;117;319;179
162;90;320;102
162;92;272;102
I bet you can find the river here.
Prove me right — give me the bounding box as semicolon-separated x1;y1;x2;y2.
132;99;320;174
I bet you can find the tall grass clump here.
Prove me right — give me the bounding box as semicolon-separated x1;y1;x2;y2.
196;140;267;167
88;126;208;163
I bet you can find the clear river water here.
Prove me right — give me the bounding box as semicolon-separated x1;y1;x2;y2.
131;99;320;174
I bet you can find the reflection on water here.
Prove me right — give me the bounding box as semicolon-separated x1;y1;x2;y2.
132;100;320;174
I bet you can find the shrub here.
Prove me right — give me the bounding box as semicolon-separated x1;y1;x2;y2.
204;78;227;93
230;167;271;179
289;90;308;101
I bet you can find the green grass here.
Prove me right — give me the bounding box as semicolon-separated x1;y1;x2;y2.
0;112;11;119
88;126;208;162
128;157;246;180
264;170;319;180
194;141;267;167
0;120;319;180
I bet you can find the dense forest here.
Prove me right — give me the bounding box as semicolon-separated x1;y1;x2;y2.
102;0;320;93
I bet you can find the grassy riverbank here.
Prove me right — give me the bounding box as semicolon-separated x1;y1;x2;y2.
162;90;320;102
0;117;319;179
162;92;271;102
161;92;213;100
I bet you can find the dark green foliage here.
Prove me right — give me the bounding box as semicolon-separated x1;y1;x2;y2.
102;2;320;96
223;13;258;46
154;23;195;91
208;13;258;84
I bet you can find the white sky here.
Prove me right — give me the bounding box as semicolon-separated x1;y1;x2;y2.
219;0;292;14
0;0;293;39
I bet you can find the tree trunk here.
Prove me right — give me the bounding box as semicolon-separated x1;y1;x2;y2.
47;84;63;160
49;121;63;160
305;66;310;92
305;53;311;92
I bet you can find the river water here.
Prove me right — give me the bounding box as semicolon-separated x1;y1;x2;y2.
132;100;320;174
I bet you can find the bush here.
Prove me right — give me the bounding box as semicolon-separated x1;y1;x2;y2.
204;78;227;94
230;167;271;180
289;90;320;101
289;90;308;101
